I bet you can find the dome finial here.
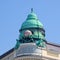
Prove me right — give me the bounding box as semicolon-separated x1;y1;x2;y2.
31;8;33;13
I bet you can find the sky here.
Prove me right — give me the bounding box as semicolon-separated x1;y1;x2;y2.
0;0;60;55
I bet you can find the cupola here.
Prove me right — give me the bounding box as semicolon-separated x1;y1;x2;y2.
20;8;43;31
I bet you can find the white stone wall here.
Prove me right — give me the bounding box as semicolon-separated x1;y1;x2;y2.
1;43;60;60
47;44;60;54
1;51;15;60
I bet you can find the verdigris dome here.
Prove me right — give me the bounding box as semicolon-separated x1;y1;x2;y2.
15;9;46;50
26;12;38;20
20;9;43;30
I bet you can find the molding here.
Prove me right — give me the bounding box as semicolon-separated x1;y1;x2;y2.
0;41;60;59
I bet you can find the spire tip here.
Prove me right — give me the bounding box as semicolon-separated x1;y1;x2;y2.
31;8;33;13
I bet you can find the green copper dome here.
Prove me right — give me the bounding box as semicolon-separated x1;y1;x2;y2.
26;11;37;20
15;9;46;49
20;9;43;30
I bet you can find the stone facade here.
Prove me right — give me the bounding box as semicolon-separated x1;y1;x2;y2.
1;42;60;60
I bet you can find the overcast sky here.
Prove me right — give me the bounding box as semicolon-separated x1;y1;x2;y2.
0;0;60;55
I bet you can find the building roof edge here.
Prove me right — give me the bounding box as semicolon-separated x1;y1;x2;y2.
0;41;60;59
